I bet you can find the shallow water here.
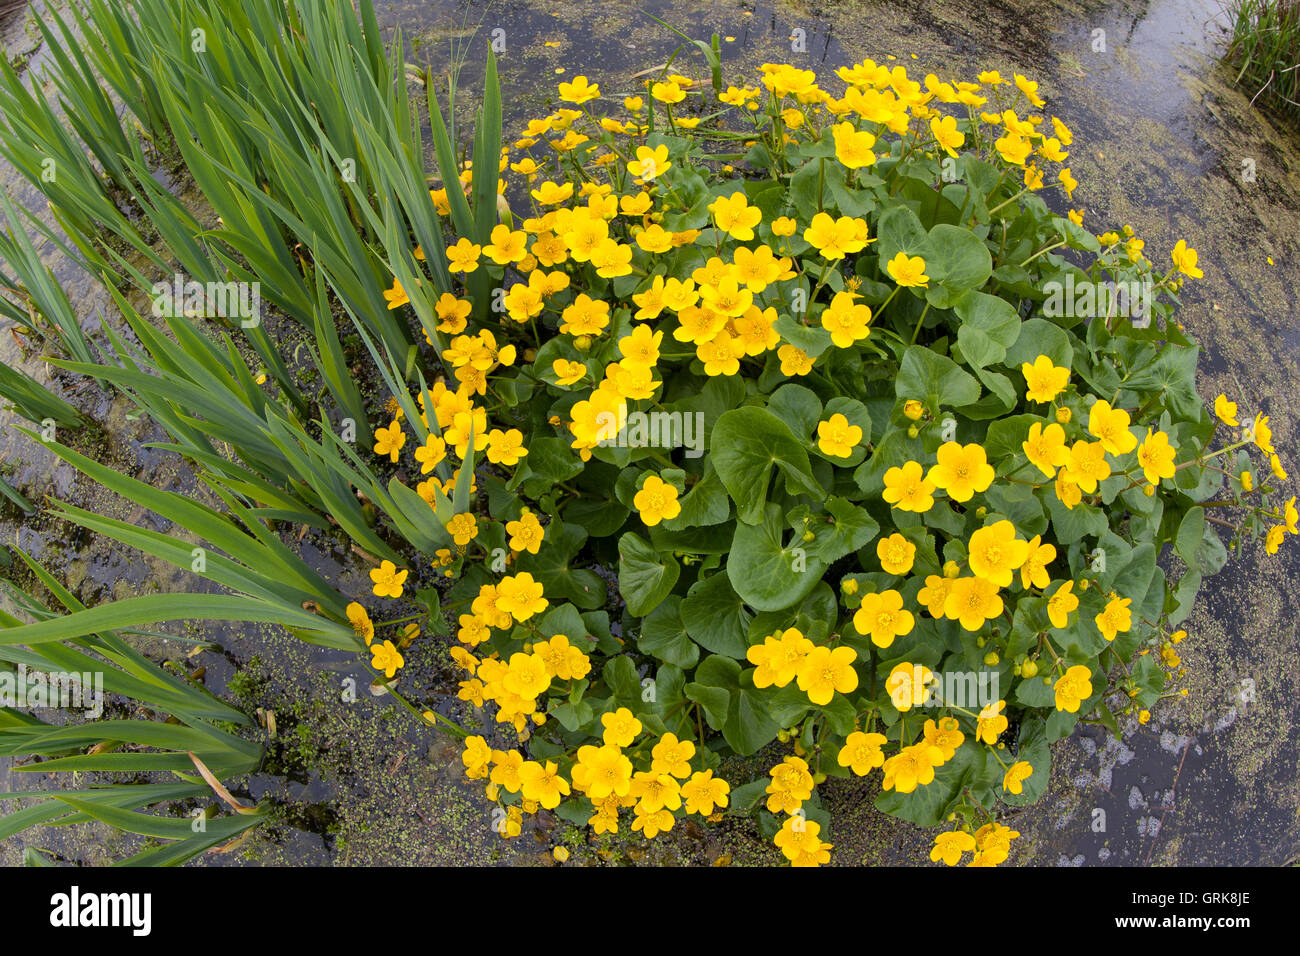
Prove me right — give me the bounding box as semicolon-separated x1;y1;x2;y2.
0;0;1297;865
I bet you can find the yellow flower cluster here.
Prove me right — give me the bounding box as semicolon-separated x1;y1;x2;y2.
461;707;730;843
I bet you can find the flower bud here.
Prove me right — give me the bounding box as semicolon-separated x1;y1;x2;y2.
903;399;924;421
1056;406;1072;424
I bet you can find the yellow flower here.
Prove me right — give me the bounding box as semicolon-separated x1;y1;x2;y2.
944;575;1003;631
486;427;529;467
462;735;492;779
601;707;642;748
838;730;888;775
697;329;746;377
572;744;634;799
530;180;573;205
747;627;814;689
927;442;995;502
1014;72;1046;106
457;617;489;648
1053;664;1093;713
816;413;863;458
413;434;447;474
346;602;374;645
628;144;671;180
1171;239;1203;279
1020;535;1056;589
975;699;1008;744
882;742;945;793
885;251;930;287
819;290;872;347
1058;167;1078;197
633;473;682;526
930;114;965;156
1213;393;1239;427
559;293;611;335
917;574;954;618
370;639;404;678
1251;413;1275;455
923;716;965;761
383;278;410;310
370;560;408;599
558;74;600;103
777;343;815;376
1046;580;1078;628
619;324;664;367
1002;761;1034;794
373;419;406;462
766;755;814;814
1266;524;1286;554
506;510;545;554
1060;439;1111;493
994;131;1032;165
1095;596;1133;642
803;211;871;259
496;571;548;621
771;216;797;237
650;733;696;778
534;634;589;681
885;662;935;711
1087;399;1138;455
853;589;914;647
651;80;686;104
967;520;1029;587
680;770;730;815
876;534;916;575
1137;429;1177;484
519;760;571;809
446;237;482;273
483;224;527;265
552;358;586;386
931;830;977;865
795;645;859;705
634;223;674;253
445;512;478;546
773;816;832;866
883;460;936;512
631;804;675;839
1022;421;1070;478
1021;354;1069;403
832;121;877;168
707;191;762;240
